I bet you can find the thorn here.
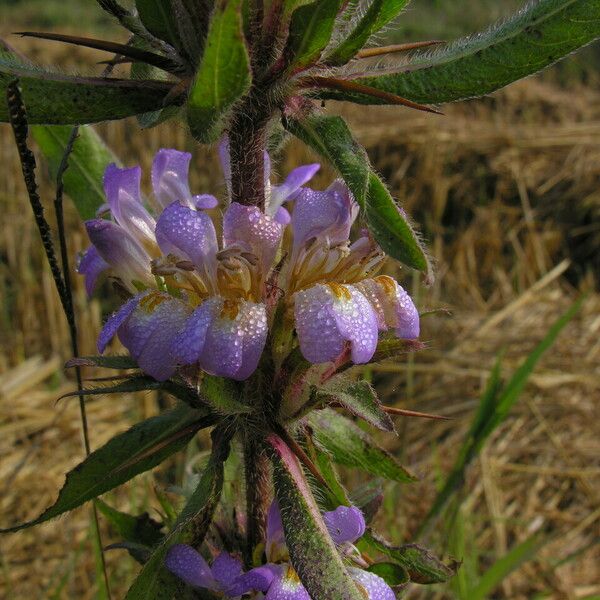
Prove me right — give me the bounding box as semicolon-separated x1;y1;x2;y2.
383;406;452;421
356;40;445;59
307;76;443;115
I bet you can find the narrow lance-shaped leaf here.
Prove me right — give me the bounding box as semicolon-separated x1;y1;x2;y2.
318;376;394;431
0;404;213;533
326;0;410;65
308;408;417;483
313;0;600;105
125;424;233;600
417;297;584;536
32;125;117;220
268;434;365;600
284;0;343;71
187;0;252;142
136;0;181;48
0;53;174;124
285;113;431;275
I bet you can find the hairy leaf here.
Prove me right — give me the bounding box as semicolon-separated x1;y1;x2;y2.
0;58;173;124
367;562;409;587
0;405;212;532
308;408;416;482
364;531;454;584
32;125;117;220
200;374;252;415
285;113;431;275
187;0;251;142
284;0;343;71
65;355;139;370
126;426;232;599
268;434;365;600
314;0;600;105
326;0;409;65
136;0;180;48
319;377;394;431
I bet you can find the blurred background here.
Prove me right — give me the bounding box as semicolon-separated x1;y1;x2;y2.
1;1;599;598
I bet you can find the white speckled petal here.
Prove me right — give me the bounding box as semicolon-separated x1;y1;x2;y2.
155;201;218;272
223;202;283;272
171;297;220;366
294;285;378;365
165;544;217;591
199;299;267;380
265;566;311;600
118;296;189;381
348;568;396;600
355;277;419;339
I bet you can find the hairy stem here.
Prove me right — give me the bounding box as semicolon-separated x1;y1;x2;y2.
243;434;270;567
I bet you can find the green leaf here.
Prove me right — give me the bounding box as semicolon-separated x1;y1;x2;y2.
417;297;584;535
363;531;454;584
200;374;252;415
468;534;544;600
268;434;365;600
0;60;173;125
326;0;409;65
57;375;172;401
126;426;232;599
367;562;409;587
308;408;417;483
319;377;394;431
31;125;117;220
187;0;251;142
365;173;432;276
0;405;213;532
136;0;180;47
284;0;343;71
314;0;600;105
96;499;164;547
284;113;431;275
349;479;384;524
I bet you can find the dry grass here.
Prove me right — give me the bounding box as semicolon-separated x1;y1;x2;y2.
0;39;599;598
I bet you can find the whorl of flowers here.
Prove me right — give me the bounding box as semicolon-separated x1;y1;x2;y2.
78;144;419;382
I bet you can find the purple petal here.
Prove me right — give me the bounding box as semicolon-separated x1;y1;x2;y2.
226;564;280;596
210;552;244;588
223;203;283;272
199;299;268;381
348;568;395;600
173;298;267;380
291;180;358;250
155;201;218;273
265;566;311;600
193;194;219;209
119;295;189;381
85;219;152;287
323;506;366;544
266;501;287;563
270;163;320;212
152;149;197;210
77;246;108;297
103;163;155;243
97;294;143;353
165;544;217;591
355;276;420;339
294;284;378;364
274;206;291;225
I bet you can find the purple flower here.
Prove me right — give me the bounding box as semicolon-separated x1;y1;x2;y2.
294;283;379;364
83;147;420;383
164;545;244;594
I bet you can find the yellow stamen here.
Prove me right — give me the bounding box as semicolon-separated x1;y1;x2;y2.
220;298;240;320
328;282;352;301
139;291;168;313
374;275;397;298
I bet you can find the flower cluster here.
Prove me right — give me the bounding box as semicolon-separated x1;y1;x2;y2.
79;145;419;381
165;502;395;599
